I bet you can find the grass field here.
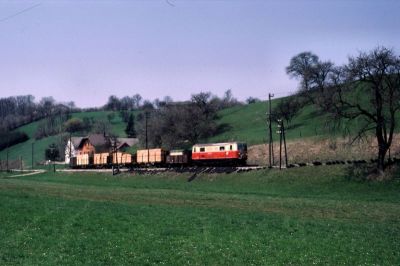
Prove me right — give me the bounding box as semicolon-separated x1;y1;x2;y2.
1;165;399;264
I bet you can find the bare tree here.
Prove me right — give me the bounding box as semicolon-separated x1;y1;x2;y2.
273;96;301;126
331;47;400;172
132;94;142;109
287;47;400;172
136;92;219;149
286;52;319;97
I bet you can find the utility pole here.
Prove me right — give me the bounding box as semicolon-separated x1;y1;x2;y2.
115;138;119;173
278;119;282;170
69;133;72;167
32;142;34;169
6;138;9;172
52;148;56;173
6;147;9;172
112;138;119;175
277;119;288;170
145;111;149;164
268;93;274;168
282;121;288;167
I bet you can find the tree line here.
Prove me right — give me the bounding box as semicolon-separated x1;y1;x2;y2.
102;89;246;112
0;95;76;132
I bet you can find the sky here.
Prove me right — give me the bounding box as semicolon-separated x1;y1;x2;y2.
0;0;399;108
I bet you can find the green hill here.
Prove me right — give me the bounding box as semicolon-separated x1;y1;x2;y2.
208;100;337;145
209;93;400;146
0;111;129;167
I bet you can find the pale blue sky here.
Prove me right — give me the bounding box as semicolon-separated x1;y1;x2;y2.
0;0;399;107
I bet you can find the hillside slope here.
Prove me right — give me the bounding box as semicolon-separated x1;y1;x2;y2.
209;96;400;146
208;99;333;145
0;111;128;167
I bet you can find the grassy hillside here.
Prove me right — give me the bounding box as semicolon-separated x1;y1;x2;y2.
208;99;334;145
209;97;400;146
0;111;129;167
0;166;399;264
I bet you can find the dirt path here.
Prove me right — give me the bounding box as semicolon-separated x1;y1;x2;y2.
9;169;46;177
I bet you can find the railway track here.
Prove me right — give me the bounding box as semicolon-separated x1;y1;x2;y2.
56;157;400;181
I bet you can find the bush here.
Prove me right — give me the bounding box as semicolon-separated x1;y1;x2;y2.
0;131;29;151
246;97;260;104
345;164;395;181
64;118;85;133
45;143;60;161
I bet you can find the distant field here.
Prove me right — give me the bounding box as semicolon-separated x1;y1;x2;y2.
0;166;399;264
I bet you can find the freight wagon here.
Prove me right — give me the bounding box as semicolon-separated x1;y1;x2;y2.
136;148;166;165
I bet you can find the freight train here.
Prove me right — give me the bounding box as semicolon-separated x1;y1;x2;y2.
70;142;247;168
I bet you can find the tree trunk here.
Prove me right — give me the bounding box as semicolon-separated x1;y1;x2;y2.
377;139;388;173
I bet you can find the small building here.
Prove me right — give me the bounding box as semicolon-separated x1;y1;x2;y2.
65;134;138;164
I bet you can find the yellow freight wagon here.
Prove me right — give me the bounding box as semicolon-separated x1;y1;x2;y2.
76;154;90;166
94;153;109;166
112;152;132;164
136;148;166;164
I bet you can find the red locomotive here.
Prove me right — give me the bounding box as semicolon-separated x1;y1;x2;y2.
191;142;247;165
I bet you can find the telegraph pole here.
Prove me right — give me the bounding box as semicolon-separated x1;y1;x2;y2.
145;111;149;164
268;93;274;167
32;142;34;169
50;146;56;173
69;133;72;167
6;147;9;172
282;121;288;167
278;119;282;170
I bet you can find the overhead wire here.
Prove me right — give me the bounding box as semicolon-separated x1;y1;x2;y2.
0;3;41;23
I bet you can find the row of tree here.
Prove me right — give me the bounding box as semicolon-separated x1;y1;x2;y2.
0;95;77;132
103;90;248;112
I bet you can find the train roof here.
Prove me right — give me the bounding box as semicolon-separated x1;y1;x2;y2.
192;142;246;147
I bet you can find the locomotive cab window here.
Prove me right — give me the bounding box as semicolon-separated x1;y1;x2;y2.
200;147;205;152
219;146;225;151
230;145;232;150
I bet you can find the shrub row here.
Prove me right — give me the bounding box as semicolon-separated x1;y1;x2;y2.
0;131;29;151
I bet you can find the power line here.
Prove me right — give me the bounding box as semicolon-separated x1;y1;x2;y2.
0;3;41;23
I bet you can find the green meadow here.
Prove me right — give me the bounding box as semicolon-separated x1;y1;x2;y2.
1;165;399;265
